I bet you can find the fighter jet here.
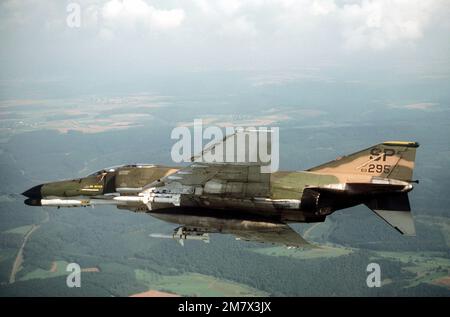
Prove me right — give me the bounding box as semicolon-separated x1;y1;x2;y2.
22;130;419;248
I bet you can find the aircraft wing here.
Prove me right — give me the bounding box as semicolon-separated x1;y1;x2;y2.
147;162;270;194
151;223;315;248
190;127;275;166
232;224;315;248
143;129;276;200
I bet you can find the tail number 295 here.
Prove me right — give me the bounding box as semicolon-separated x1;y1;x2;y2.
367;164;391;174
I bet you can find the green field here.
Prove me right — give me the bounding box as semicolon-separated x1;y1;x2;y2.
0;249;16;264
135;270;269;297
416;216;450;247
19;260;70;282
252;244;353;260
0;195;15;203
301;219;336;243
371;251;450;288
4;225;34;235
252;245;353;260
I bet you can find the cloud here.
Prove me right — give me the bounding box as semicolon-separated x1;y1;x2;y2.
2;0;447;48
338;0;442;50
83;0;185;39
194;0;244;16
219;16;258;38
100;0;185;35
261;0;446;50
311;0;337;16
0;0;449;78
390;102;438;111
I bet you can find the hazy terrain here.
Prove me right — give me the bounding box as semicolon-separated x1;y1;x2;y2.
0;70;449;296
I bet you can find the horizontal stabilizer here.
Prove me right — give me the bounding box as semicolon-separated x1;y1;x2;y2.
365;193;416;236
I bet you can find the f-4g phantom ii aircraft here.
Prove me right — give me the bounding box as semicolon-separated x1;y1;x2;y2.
22;130;419;248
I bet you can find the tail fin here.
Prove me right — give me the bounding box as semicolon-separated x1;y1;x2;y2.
365;193;416;236
308;141;419;181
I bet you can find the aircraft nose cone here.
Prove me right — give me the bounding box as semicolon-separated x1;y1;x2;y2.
22;184;43;199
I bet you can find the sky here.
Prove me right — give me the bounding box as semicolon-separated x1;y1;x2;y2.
0;0;449;83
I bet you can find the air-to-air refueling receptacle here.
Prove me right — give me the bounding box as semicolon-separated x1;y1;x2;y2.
23;130;419;248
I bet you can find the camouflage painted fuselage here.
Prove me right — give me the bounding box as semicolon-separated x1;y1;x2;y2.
22;141;419;245
25;164;340;222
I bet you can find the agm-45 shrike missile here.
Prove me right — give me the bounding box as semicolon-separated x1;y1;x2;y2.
23;130;419;248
